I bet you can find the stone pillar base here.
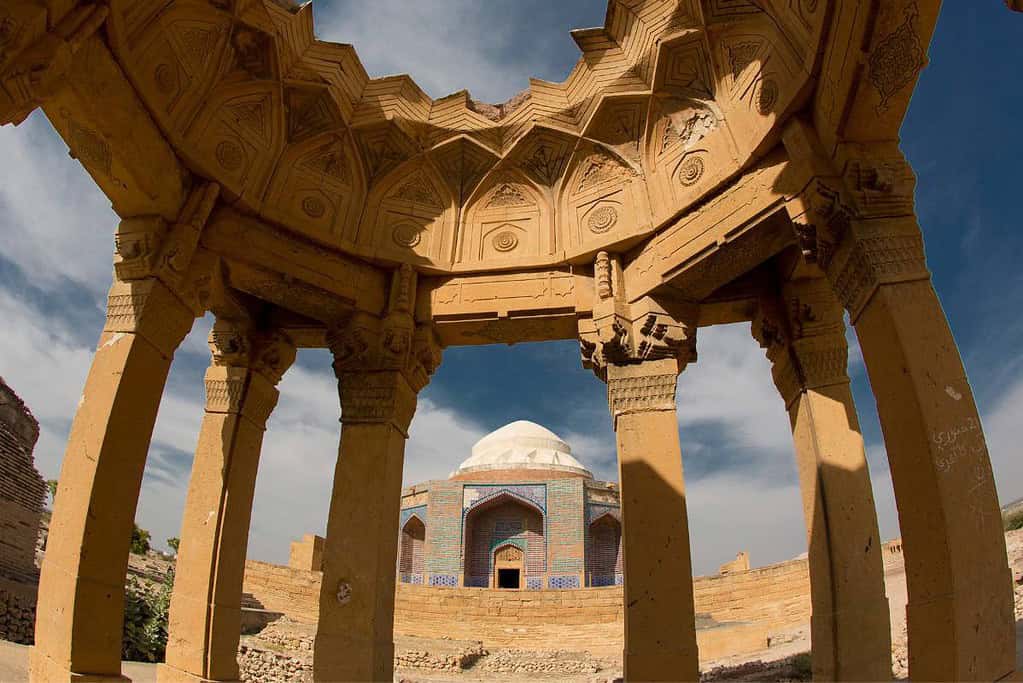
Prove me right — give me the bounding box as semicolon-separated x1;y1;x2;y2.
624;646;701;682
28;648;129;682
156;663;240;683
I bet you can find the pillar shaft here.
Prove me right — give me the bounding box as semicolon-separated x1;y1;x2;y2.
609;359;699;682
851;276;1014;680
313;371;416;682
756;278;890;680
31;279;194;681
161;326;295;683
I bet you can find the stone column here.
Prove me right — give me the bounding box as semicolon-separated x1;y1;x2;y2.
753;277;890;681
159;322;296;683
609;359;700;682
30;185;217;682
30;278;196;681
784;136;1014;680
313;266;442;682
580;254;700;681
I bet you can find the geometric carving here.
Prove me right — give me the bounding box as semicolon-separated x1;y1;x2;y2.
575;149;634;196
356;127;413;184
298;137;349;184
521;142;569;187
756;77;778;114
702;0;762;22
226;95;272;148
286;86;342;142
486;183;531;209
659;35;714;100
867;4;925;112
727;41;761;80
392;173;443;208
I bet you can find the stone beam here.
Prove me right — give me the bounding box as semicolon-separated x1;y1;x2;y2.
39;34;186;220
813;0;943;159
201;208;390;318
417;270;590;346
623;152;791;304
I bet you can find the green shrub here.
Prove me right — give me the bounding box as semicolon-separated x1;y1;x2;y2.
1004;510;1023;531
121;569;173;662
790;652;813;680
130;524;151;555
167;537;180;554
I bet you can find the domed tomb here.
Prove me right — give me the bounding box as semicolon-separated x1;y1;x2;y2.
451;421;593;481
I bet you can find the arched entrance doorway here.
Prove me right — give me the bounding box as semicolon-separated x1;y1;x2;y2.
463;492;545;588
493;543;525;589
398;515;426;584
586;513;622;587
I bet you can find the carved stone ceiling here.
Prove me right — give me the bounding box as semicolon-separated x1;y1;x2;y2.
104;0;828;276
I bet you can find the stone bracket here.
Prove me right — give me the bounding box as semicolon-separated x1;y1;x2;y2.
0;3;108;126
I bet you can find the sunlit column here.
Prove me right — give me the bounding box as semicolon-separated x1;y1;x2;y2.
160;321;295;683
754;277;890;680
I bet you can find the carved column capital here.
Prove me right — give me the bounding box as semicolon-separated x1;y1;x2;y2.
827;216;929;322
606;359;680;429
579;260;698;382
204;320;296;425
753;278;851;408
327;266;441;433
113;182;221;314
103;278;194;358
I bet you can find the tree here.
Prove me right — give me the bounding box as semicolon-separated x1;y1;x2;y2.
130;524;151;555
46;479;57;503
166;537;179;554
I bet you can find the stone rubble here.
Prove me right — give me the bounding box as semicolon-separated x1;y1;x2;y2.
0;587;35;645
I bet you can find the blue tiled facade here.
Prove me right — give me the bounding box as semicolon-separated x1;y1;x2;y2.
399;476;621;591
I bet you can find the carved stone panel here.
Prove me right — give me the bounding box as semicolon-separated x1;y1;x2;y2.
262;131;365;243
460;175;551;266
560;143;650;256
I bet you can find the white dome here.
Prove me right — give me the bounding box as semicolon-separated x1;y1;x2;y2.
452;421;593;479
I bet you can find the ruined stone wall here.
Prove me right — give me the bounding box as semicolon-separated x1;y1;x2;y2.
0;378;45;584
693;558;811;633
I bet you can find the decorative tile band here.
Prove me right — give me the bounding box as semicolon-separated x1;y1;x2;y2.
548;575;580;590
429;574;458;587
400;573;424;585
526;576;543;591
464;575;489;588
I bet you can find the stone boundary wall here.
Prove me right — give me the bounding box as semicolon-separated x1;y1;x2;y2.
242;555;812;653
242;560;321;621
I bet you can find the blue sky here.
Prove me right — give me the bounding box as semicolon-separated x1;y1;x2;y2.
0;2;1019;574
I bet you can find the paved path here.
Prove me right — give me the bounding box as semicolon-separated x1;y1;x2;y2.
0;641;157;682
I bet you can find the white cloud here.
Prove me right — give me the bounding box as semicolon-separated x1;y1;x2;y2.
313;0;585;103
0;112;117;296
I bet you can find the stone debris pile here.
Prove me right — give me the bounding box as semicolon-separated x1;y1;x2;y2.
0;587;35;645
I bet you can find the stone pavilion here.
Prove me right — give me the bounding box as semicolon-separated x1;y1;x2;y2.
0;0;1016;680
